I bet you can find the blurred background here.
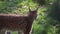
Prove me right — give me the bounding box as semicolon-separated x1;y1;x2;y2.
0;0;60;34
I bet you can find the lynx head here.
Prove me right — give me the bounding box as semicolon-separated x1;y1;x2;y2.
28;7;38;19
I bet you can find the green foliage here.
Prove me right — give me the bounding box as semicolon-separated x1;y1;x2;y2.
48;0;60;34
0;0;58;34
12;31;18;34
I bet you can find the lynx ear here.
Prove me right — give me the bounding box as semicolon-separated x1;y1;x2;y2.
29;8;31;11
29;7;32;12
35;6;39;11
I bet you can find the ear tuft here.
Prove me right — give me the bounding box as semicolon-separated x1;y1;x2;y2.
29;7;32;12
35;6;39;11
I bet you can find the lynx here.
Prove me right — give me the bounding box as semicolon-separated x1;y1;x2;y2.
0;8;38;34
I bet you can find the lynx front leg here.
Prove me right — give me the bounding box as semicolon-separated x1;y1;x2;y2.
24;24;32;34
23;29;29;34
24;29;28;34
24;28;32;34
